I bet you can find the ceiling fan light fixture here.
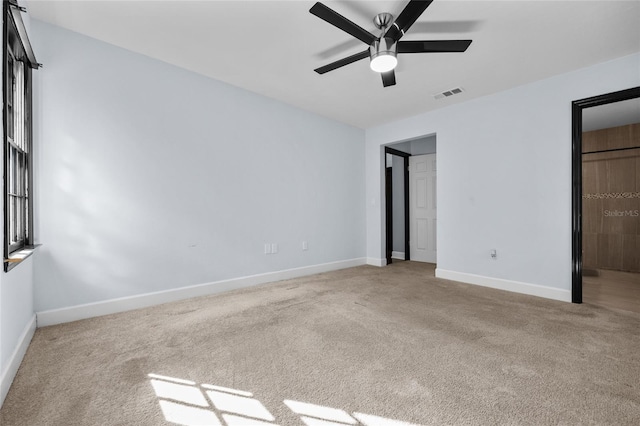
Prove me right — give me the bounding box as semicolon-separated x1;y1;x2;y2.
370;53;397;73
369;37;397;73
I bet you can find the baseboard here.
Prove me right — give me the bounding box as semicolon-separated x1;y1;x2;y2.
36;258;367;327
435;269;571;303
366;258;385;267
391;251;405;260
1;314;36;409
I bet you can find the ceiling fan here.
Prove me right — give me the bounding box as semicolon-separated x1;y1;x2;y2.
310;0;472;87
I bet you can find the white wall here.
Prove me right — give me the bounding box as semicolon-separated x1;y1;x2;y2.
0;258;35;406
0;0;37;408
31;21;365;313
366;53;640;300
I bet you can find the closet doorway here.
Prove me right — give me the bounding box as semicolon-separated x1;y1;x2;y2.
572;87;640;312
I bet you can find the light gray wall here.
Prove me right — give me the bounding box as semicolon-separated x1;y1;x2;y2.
388;135;436;156
0;258;34;379
31;21;366;312
410;135;436;156
366;53;640;293
0;0;36;408
390;141;411;154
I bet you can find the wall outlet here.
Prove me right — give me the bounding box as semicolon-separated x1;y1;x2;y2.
490;249;497;260
302;241;308;251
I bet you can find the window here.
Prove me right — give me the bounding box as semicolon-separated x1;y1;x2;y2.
3;0;39;271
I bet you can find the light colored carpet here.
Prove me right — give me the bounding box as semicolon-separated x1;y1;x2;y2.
1;262;639;425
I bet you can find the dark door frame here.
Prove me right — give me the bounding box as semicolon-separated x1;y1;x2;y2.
385;166;393;263
384;146;410;265
571;86;640;303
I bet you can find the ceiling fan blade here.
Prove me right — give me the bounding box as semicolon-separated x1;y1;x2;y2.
310;2;377;45
398;40;472;53
314;49;370;74
385;0;433;41
381;70;396;87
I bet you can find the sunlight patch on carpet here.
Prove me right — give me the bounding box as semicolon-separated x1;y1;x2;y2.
149;373;276;426
299;415;355;426
222;413;278;426
284;399;356;424
206;390;275;421
148;373;197;385
150;380;210;407
202;383;254;397
148;373;424;426
158;400;222;426
354;412;422;426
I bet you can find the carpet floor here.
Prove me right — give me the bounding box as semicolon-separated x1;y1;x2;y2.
1;261;639;425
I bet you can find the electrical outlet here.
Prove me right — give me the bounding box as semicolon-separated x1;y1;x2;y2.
490;249;497;260
302;241;308;251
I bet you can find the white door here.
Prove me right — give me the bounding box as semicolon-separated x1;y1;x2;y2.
410;154;437;263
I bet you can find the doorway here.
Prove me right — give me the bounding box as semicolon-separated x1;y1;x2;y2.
571;86;640;310
384;136;437;265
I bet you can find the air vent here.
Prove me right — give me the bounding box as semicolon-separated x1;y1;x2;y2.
433;87;465;100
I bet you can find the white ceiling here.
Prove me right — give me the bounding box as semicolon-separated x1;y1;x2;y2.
26;0;640;129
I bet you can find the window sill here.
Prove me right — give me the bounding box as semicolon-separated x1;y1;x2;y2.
4;244;41;272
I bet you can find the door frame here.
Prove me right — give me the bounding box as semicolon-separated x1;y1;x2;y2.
571;86;640;303
384;146;410;264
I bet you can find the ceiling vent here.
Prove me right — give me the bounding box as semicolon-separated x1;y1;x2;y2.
433;87;464;100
